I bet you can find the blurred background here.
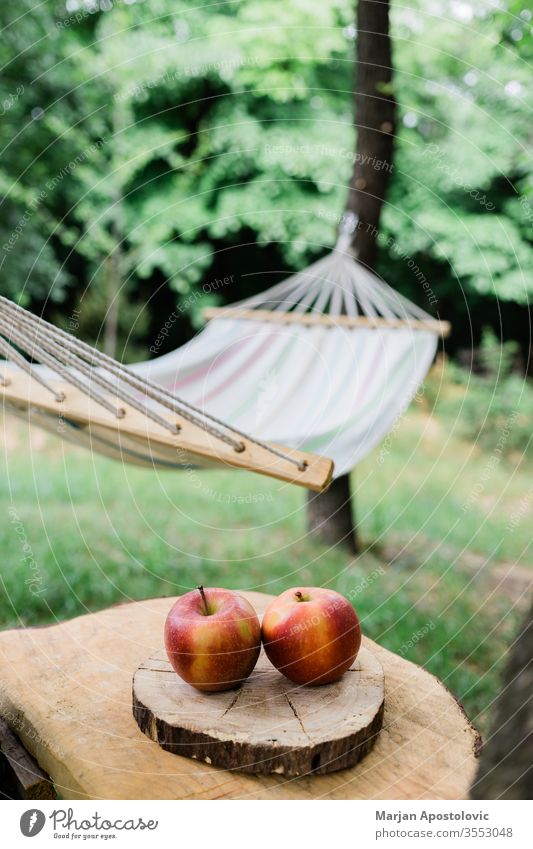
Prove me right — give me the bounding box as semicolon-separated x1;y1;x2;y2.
0;0;531;737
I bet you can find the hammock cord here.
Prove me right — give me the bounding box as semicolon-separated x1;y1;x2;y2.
231;213;441;328
0;311;185;433
0;313;124;420
0;333;65;402
0;296;308;471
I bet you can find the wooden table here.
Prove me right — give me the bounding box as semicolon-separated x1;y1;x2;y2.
0;593;480;799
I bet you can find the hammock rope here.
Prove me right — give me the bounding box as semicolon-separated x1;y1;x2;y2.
0;333;65;401
0;313;127;421
0;295;309;471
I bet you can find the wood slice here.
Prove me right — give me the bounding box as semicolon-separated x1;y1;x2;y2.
132;647;384;777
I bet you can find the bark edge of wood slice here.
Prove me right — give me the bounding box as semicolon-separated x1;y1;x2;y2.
132;647;384;777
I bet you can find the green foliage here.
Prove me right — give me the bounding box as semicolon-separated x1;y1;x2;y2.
0;0;531;355
381;2;532;316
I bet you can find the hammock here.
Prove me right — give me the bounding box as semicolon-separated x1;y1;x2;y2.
0;216;449;485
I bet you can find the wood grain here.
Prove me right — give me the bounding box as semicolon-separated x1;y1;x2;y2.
132;647;384;776
0;594;480;799
203;307;452;337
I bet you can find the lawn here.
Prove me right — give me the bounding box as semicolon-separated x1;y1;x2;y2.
0;377;530;737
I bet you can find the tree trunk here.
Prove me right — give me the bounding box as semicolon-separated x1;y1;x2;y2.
103;94;126;359
307;0;396;551
470;601;533;800
347;0;396;267
307;474;358;553
103;250;120;358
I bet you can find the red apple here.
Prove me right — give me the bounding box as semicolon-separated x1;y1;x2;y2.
262;587;361;685
164;586;261;692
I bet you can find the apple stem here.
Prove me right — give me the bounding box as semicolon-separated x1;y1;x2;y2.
197;585;210;616
295;591;304;602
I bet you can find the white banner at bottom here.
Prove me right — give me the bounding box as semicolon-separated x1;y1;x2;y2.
2;799;529;849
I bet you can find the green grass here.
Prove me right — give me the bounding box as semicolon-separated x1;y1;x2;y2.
1;404;530;736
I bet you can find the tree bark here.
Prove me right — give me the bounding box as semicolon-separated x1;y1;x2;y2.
470;601;533;800
103;249;120;358
347;0;396;267
307;0;396;551
307;474;359;552
103;94;126;359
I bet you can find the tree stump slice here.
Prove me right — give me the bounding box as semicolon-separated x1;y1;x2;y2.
132;646;384;777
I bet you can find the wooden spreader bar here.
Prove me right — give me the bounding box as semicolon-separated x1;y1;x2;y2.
204;307;451;337
0;368;334;492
